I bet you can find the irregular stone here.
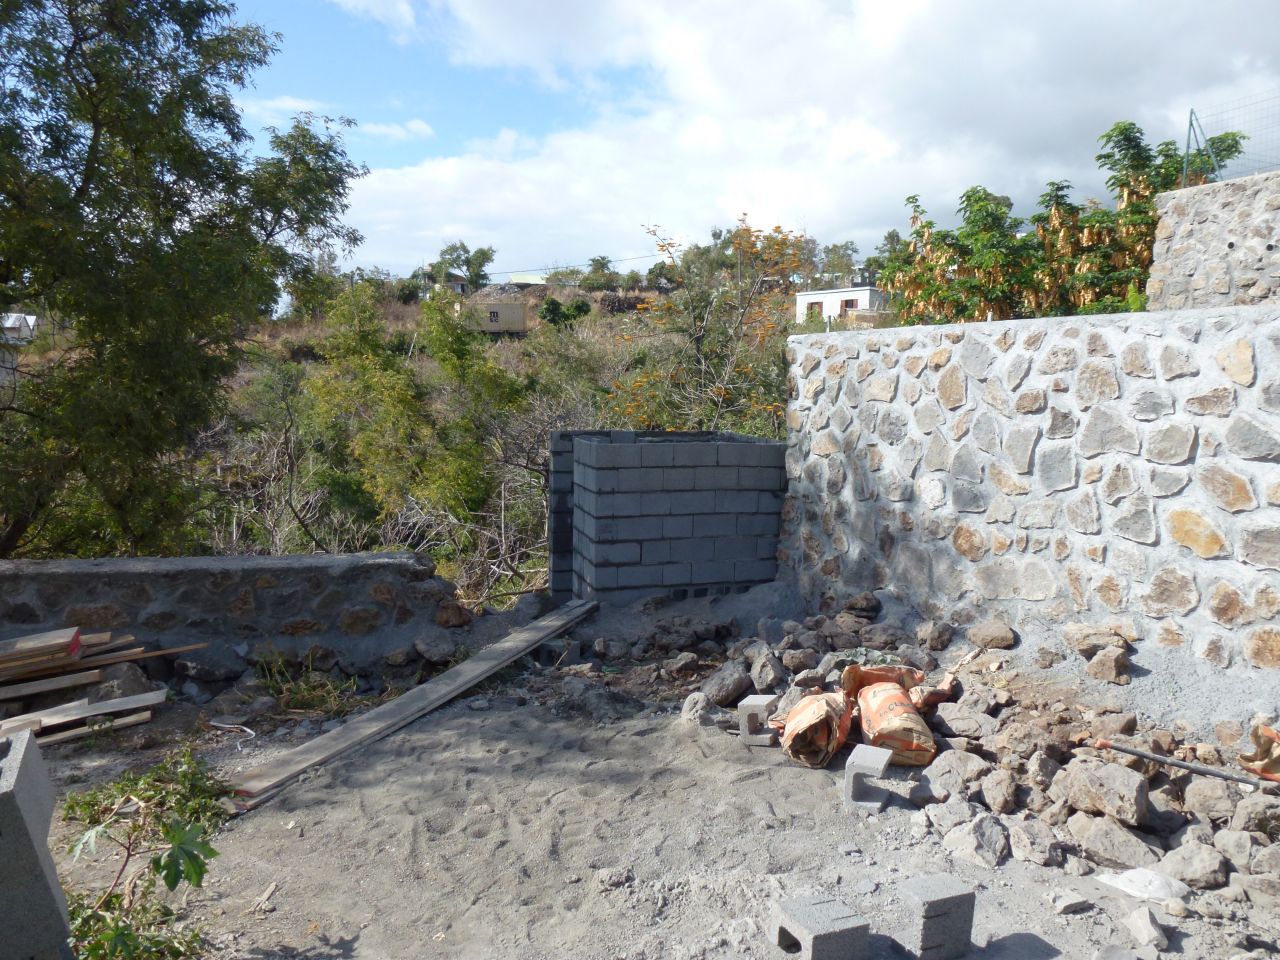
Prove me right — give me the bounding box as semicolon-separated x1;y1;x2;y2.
864;374;898;402
932;703;999;740
917;620;954;651
1101;463;1137;504
1038;442;1077;492
909;779;950;807
1225;414;1280;461
968;619;1016;649
1004;424;1041;474
943;815;1010;867
1158;841;1229;890
989;463;1030;496
1056;758;1148;825
1080;408;1140;458
1216;338;1256;386
926;797;982;835
1026;751;1062;791
951;524;988;562
1045;407;1077;441
1015;388;1046;414
1166;508;1229;559
1148;467;1189;497
680;692;734;728
1049;890;1092;914
1087;647;1131;685
949;444;984;482
1009;816;1065;866
1063;623;1130;660
1120;342;1154;378
1253;843;1280;875
701;660;752;706
811;431;840;457
951;481;988;514
433;600;471;628
1017;499;1058;529
1144;422;1196;464
1159;344;1198;379
979;768;1018;814
1077;360;1120;409
750;653;787;693
1213;829;1259;874
1096;574;1126;610
982;379;1014;416
1129;390;1174;422
1114;494;1157;544
1141;567;1199;617
1068;813;1160;868
1244;626;1280;668
1199;464;1256;512
1065;491;1101;534
957;337;995;378
414;634;459;665
1123;906;1167;950
1184;778;1241;823
1038;344;1079;374
781;648;818;672
936;365;965;409
89;663;157;702
1184;385;1235;417
1240;524;1280;570
921;750;992;798
1005;352;1031;389
1231;794;1280;833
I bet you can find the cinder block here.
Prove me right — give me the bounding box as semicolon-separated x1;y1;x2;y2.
690;560;735;584
663;515;694;538
582;466;618;493
739;466;786;489
669;491;716;514
692;514;737;537
660;562;692;585
756;537;780;560
714;536;758;561
669;537;715;562
617;467;667;493
662;467;697;490
738;513;781;536
714;490;759;513
550;472;573;494
738;693;780;746
638;492;674;516
614;516;666;541
594;442;643;468
617;565;664;588
734;558;776;582
639;442;675;467
671;442;718;466
0;732;70;960
843;744;894;813
772;896;868;960
900;875;975;960
758;490;786;512
594;542;641;566
694;465;739;490
641;540;671;564
574;438;601;468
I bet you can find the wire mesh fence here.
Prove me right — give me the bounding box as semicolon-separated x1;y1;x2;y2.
1192;89;1280;181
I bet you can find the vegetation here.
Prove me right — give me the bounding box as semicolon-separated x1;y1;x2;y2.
64;746;230;959
256;651;396;715
879;121;1245;322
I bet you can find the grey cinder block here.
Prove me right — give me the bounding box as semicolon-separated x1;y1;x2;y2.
671;442;718;466
0;732;71;960
691;560;735;584
900;874;976;960
663;515;694;538
758;490;786;511
617;467;667;493
692;514;737;538
662;467;696;490
739;465;786;489
772;896;869;960
843;744;894;813
660;562;692;585
669;491;717;514
714;490;759;513
614;516;666;541
670;537;715;562
738;513;781;536
714;536;758;561
640;442;675;467
738;693;780;746
594;441;643;469
694;465;739;489
734;558;776;582
641;540;671;564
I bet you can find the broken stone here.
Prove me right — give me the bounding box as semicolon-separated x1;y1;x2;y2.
968;619;1016;650
680;692;734;729
932;703;999;740
1086;647;1131;685
926;797;982;835
1055;758;1148;826
1123;906;1167;950
1241;524;1280;571
921;750;992;798
979;768;1018;814
1217;338;1256;386
1120;342;1154;378
1213;829;1259;875
1026;751;1062;791
1049;890;1092;914
1167;508;1229;559
1007;815;1065;866
1068;812;1161;868
1225;414;1280;462
943;814;1010;867
1141;567;1200;617
780;648;818;673
1159;344;1198;379
1077;360;1120;408
916;620;954;651
1200;464;1257;513
1004;424;1041;474
750;653;787;694
1159;840;1229;890
1063;623;1130;660
1129;389;1175;422
909;778;950;807
700;660;752;706
1145;422;1197;464
1183;778;1241;823
1114;494;1157;544
1148;466;1190;497
1185;385;1236;417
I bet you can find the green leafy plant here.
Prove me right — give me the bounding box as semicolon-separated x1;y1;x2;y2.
255;651;384;716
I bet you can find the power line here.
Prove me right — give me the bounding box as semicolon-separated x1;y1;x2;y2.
486;252;664;278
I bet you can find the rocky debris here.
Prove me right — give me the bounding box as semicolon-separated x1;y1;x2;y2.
750;653;787;693
1123;906;1168;950
1158;840;1230;889
434;599;474;628
978;768;1018;814
1063;623;1131;660
917;620;954;651
921;750;992;799
943;814;1010;867
968;619;1017;650
1086;646;1131;685
414;634;460;666
1092;947;1158;960
780;648;818;673
1184;778;1242;823
1253;843;1280;875
662;652;699;676
1229;793;1280;833
680;692;734;729
926;798;983;836
1049;890;1092;914
1214;829;1260;874
931;702;999;739
1007;815;1065;866
700;661;752;706
909;778;950;807
555;678;644;723
595;866;634;891
88;663;156;703
1051;758;1148;826
1068;812;1161;868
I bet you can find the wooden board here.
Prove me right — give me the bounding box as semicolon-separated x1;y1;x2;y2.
0;670;102;702
0;627;81;661
0;700;88;735
0;689;167;734
37;710;152;746
0;642;207;682
232;599;598;803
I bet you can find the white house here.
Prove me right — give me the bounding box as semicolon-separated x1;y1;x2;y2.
1;313;38;387
794;286;887;325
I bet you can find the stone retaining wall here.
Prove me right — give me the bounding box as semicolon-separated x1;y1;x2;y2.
1147;169;1280;310
782;304;1280;686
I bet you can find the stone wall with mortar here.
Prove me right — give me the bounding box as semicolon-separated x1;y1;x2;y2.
0;553;472;680
1147;169;1280;310
781;304;1280;710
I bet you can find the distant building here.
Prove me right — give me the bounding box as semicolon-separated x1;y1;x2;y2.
466;284;551;336
1;312;38;386
433;269;470;296
793;286;887;325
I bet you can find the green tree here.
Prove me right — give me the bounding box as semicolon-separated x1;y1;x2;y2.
429;241;496;291
863;229;908;279
538;296;591;327
579;255;622;292
0;0;363;557
816;241;859;286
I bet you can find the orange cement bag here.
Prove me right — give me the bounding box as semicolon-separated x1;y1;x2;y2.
771;691;855;769
908;672;959;711
857;681;936;766
840;664;927;697
1239;724;1280;783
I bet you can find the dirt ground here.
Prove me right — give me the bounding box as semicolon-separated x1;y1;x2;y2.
43;588;1279;960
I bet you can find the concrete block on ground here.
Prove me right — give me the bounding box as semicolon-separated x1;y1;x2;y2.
0;731;71;960
900;874;975;960
738;693;780;746
843;744;894;813
772;896;869;960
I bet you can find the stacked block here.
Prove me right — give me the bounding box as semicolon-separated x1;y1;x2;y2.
843;743;894;813
0;731;72;960
900;874;975;960
772;896;869;960
548;431;787;605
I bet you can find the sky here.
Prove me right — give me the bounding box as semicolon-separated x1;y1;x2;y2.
232;0;1280;279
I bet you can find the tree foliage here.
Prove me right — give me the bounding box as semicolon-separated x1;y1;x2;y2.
0;0;363;557
428;241;495;291
879;121;1246;323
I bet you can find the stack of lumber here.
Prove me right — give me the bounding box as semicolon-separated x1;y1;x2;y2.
0;627;207;745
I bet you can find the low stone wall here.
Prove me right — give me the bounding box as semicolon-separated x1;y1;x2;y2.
549;431;786;605
0;553;472;680
1147;169;1280;310
782;304;1280;721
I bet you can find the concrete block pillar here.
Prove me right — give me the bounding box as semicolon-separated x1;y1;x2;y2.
0;731;72;960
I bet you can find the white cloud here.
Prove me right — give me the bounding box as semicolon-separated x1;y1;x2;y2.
328;0;416;32
240;95;329;128
359;118;435;141
339;0;1280;274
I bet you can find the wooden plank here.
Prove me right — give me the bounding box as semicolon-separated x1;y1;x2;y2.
0;627;81;661
81;633;137;654
0;689;167;734
0;669;102;702
232;599;598;802
36;710;152;746
0;700;88;735
0;642;207;682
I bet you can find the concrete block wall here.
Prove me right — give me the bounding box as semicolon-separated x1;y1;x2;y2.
1147;169;1280;310
781;303;1280;723
548;431;786;605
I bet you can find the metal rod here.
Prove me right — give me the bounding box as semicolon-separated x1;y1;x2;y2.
1093;738;1267;789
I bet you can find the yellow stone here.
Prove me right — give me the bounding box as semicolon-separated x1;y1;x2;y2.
951;524;988;562
1167;508;1229;559
1245;627;1280;668
1216;338;1256;386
